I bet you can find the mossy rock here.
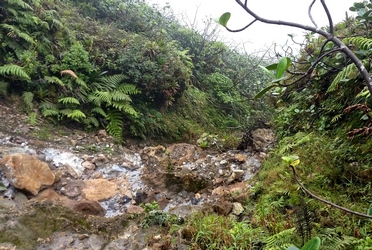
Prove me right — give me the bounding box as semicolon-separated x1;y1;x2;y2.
0;202;130;249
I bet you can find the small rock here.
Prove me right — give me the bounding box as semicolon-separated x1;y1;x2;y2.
234;154;247;163
70;139;77;147
82;161;95;170
231;202;244;216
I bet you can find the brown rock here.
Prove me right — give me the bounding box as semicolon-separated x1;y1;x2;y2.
234;154;247;163
212;200;233;215
126;205;144;214
72;200;106;216
82;178;118;201
33;188;105;216
82;161;95;170
0;153;55;195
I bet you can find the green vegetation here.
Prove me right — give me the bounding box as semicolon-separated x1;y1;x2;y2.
3;0;372;249
0;0;270;144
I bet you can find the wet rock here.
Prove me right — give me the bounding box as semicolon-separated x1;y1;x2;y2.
43;149;84;178
82;178;118;201
29;139;46;148
0;153;55;195
251;128;275;152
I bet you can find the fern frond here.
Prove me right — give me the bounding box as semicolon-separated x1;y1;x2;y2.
22;91;34;111
319;228;356;250
330;114;343;123
94;91;112;104
117;83;140;95
343;36;372;50
91;107;107;117
1;24;34;44
87;94;102;106
7;0;33;10
0;64;31;80
264;228;296;250
75;78;88;88
106;110;123;141
111;102;138;117
99;74;128;90
43;76;64;86
67;109;86;121
58;97;80;105
327;62;359;92
111;91;132;102
40;101;59;117
83;116;99;127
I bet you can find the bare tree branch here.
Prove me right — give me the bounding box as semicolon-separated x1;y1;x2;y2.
226;0;372;97
308;0;318;29
290;166;372;219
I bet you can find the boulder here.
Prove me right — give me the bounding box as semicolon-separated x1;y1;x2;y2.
0;153;55;195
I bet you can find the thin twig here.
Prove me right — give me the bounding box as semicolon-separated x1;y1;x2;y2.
308;0;318;29
290;166;372;219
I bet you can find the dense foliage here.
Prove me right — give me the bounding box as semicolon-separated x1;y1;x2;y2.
3;0;372;249
0;0;271;142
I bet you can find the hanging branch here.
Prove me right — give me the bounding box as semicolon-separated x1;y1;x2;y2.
290;166;372;219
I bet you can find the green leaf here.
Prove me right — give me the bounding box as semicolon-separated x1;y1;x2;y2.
0;182;7;191
302;237;321;250
266;63;278;71
217;12;231;27
276;57;291;79
367;207;372;216
255;84;279;99
259;65;275;79
281;155;299;164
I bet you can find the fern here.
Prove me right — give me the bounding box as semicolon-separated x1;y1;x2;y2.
106;110;123;141
111;91;132;102
0;64;31;80
319;228;355;250
91;107;107;117
93;91;112;104
117;83;140;95
83;116;99;128
99;74;128;91
7;0;33;10
112;102;138;117
1;24;34;44
58;97;80;105
327;59;369;92
44;76;64;86
66;109;86;121
343;36;372;50
40;101;59;117
22;91;34;111
264;228;296;250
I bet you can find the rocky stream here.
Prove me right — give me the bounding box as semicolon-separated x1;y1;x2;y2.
0;103;275;250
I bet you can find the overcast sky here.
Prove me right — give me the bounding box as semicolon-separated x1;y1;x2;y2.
147;0;358;53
